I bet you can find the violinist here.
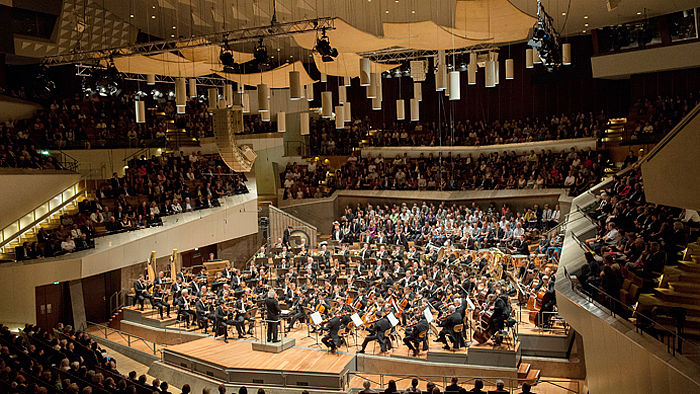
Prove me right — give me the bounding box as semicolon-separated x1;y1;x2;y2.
214;299;235;343
320;244;331;268
285;292;306;333
321;314;352;353
152;284;171;320
221;262;233;280
175;289;196;329
360;243;372;261
234;292;254;336
403;316;429;357
171;277;183;309
230;269;242;290
133;274;153;311
194;295;210;333
358;305;393;354
437;305;464;350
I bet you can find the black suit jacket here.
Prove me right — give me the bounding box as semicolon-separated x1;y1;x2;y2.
265;297;281;320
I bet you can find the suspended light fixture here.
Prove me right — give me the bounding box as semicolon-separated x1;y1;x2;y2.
413;82;422;101
448;71;460;100
175;78;186;113
277;112;286;132
134;100;146;123
188;79;197;98
300;112;310;135
533;50;542;64
338;85;347;103
396;99;405;120
242;92;250;113
257;84;270;112
367;73;378;99
410;98;419;121
372;97;382;110
525;48;534;68
207;88;218;110
321;91;332;118
236;82;245;94
562;43;572;65
505;59;514;80
146;74;156;85
467;64;476;85
344;101;351;122
320;73;327;83
306;84;314;101
360;57;371;86
376;75;383;102
435;50;447;91
485;61;496;88
343;76;351;87
289;71;302;100
224;83;234;107
335;106;344;129
261;110;270;122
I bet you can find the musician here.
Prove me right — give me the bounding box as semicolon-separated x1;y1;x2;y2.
321;314;352;353
403;316;429;357
214;300;234;343
380;271;394;288
255;246;267;259
283;225;292;247
133;275;153;310
194;295;210;333
234;292;254;336
175;289;196;329
376;245;389;260
398;270;413;288
176;267;187;283
171;277;183;308
437;305;464;350
152;285;171;320
265;289;282;342
360;244;373;261
492;291;514;345
221;262;233;280
331;224;344;242
537;276;556;327
320;244;331;267
230;269;242;290
285;294;306;332
358;305;393;354
154;271;166;287
407;246;421;262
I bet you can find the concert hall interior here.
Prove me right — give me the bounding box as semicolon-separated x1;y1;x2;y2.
1;0;700;393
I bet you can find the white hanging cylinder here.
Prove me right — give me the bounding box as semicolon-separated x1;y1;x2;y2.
435;62;447;91
188;79;197;98
372;97;382;110
485;61;496;88
224;83;234;107
467;63;476;85
261;110;270;122
300;112;310;135
338;85;347;103
505;59;514;80
343;101;351;122
367;73;378;99
321;91;333;118
242;92;250;113
236;82;245;94
410;98;419;121
448;71;460;101
533;49;542;64
289;71;303;100
360;57;371;86
257;84;270;112
305;85;314;101
343;76;351;87
320;73;327;82
396;99;405;120
335;106;344;129
134;100;146;123
146;74;156;85
413;82;422;101
207;88;218;110
377;76;383;102
525;48;534;69
175;77;186;113
562;43;572;65
495;60;500;85
277;112;286;132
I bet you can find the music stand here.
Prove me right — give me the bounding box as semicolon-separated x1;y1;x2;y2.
308;311;323;348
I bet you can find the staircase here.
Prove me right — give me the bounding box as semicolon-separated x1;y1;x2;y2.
517;362;542;385
0;182;86;261
601;117;626;144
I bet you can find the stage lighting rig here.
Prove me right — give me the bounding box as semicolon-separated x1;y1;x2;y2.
219;41;239;73
314;28;338;62
527;0;562;71
254;38;269;67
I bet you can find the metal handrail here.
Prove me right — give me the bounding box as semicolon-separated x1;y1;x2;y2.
0;182;83;252
347;372;580;393
266;203;318;232
86;321;165;355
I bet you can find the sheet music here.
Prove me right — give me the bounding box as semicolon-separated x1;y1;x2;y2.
310;311;323;325
424;307;434;323
351;313;363;327
466;297;476;310
387;313;399;327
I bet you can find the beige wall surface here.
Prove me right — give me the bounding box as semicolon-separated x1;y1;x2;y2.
52;148;161;179
0;95;41;122
592;41;700;79
0;186;258;326
0;171;81;230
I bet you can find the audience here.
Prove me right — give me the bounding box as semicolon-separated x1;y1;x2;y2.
281;147;606;199
628;93;698;143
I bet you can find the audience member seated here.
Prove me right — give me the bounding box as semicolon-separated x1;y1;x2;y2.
628;92;698;143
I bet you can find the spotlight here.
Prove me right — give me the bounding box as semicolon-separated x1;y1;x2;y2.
314;28;338;62
254;38;269;66
527;0;562;71
219;41;239;73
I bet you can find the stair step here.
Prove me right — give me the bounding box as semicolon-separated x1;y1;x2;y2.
654;288;700;305
678;261;700;273
517;363;531;379
637;294;700;317
668;282;700;295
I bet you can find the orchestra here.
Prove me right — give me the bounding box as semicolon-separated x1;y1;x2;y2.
136;228;559;356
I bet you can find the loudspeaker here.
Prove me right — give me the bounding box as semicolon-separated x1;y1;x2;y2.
212;107;256;172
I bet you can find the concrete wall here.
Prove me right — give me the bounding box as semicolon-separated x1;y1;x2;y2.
0;169;81;230
280;189;570;233
217;233;260;270
592;41;700;79
51;148;162;179
0;95;41;122
0;185;258;327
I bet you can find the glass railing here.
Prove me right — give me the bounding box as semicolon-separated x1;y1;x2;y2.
0;182;82;253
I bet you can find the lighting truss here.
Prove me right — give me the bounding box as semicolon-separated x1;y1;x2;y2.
43;17;336;66
358;43;499;63
75;64;229;87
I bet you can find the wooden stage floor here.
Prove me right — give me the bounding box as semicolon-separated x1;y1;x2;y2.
165;336;354;373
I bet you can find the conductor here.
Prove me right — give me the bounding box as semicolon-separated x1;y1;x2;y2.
265;289;282;342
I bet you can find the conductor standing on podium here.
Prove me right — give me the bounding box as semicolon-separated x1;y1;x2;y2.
265;289;281;342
